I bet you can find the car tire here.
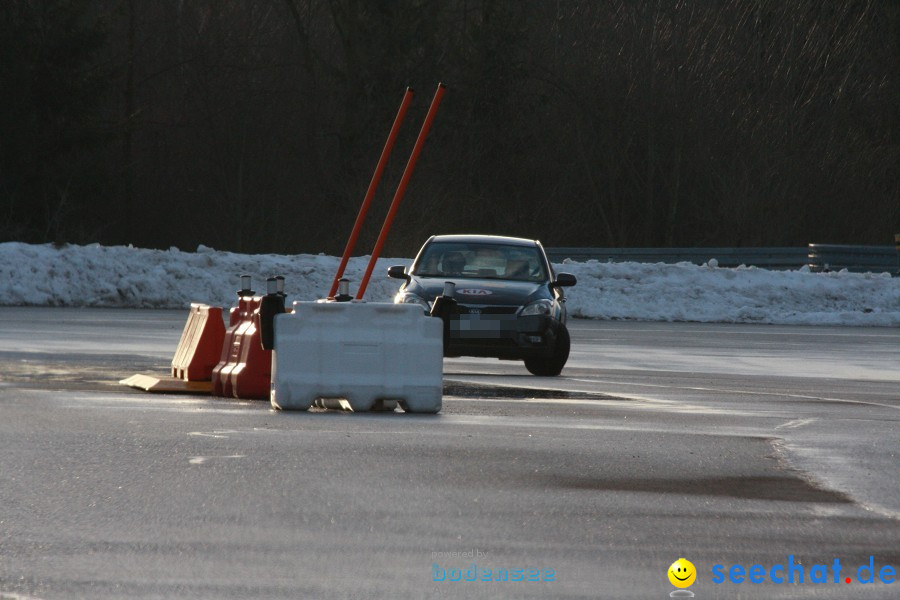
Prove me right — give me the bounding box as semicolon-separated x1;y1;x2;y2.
524;324;570;376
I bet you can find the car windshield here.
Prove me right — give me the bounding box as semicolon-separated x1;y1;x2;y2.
412;241;548;282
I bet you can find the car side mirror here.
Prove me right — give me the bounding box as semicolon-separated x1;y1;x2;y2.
554;273;577;287
387;265;410;281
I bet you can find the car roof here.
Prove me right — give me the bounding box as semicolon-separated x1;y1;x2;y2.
428;234;540;248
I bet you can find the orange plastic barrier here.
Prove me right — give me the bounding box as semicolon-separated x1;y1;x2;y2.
171;304;226;381
212;297;271;400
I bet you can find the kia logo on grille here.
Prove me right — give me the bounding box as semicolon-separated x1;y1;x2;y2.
469;308;482;314
458;289;492;295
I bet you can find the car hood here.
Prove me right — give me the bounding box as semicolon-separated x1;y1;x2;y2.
407;277;550;305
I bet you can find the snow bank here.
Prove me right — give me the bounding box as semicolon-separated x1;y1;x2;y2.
1;242;897;326
0;242;407;310
560;259;898;326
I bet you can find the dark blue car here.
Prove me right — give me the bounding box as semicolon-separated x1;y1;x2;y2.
388;234;576;376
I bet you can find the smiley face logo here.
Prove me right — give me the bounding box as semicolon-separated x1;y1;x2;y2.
668;558;697;588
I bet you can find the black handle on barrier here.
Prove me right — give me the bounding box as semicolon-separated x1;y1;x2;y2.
334;278;353;302
259;277;287;351
238;274;255;297
429;282;458;354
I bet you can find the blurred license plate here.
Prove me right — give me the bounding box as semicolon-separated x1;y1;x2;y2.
451;314;515;334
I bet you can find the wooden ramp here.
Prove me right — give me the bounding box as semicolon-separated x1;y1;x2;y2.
120;374;213;395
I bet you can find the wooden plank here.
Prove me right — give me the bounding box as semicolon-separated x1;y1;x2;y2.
119;374;213;395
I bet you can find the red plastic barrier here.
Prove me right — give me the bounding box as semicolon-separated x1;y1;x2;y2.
212;297;258;397
171;304;225;381
230;311;272;399
212;297;271;400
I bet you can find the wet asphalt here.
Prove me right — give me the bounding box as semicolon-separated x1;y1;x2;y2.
0;308;898;599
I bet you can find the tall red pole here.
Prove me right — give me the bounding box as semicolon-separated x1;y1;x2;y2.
328;88;414;298
356;83;446;300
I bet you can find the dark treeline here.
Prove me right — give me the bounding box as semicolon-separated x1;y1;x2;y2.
1;0;897;257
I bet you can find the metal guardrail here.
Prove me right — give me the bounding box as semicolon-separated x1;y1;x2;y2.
545;245;899;275
807;244;898;274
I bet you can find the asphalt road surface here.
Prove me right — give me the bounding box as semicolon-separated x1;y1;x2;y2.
0;307;898;599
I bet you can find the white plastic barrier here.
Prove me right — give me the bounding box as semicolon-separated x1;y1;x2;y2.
271;301;443;413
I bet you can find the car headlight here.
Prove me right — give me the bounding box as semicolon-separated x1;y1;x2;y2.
397;292;431;312
520;299;553;316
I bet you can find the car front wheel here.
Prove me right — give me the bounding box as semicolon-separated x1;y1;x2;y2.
524;324;570;376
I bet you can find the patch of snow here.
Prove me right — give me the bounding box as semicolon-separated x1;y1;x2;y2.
0;242;897;326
